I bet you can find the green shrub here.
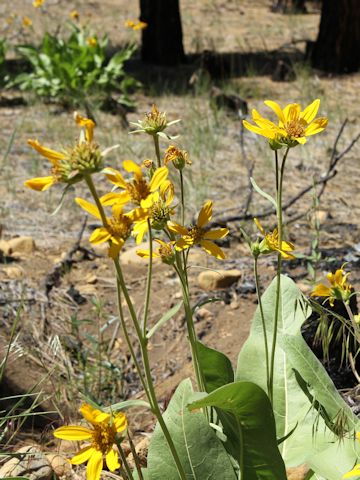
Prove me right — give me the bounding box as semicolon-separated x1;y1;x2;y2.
13;24;139;110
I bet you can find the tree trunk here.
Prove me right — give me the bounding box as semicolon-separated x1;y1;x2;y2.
270;0;307;13
311;0;360;73
140;0;185;66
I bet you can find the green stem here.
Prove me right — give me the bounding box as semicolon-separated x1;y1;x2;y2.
115;259;187;480
116;439;134;480
174;262;205;392
179;170;185;226
84;174;108;227
269;147;289;405
153;134;161;168
127;430;144;480
254;257;270;396
84;176;186;479
142;219;153;336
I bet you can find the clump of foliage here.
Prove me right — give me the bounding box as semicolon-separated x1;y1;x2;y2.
0;39;7;87
13;24;139;110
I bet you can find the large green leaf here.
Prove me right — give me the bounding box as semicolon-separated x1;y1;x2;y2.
147;379;236;480
188;381;287;479
235;275;359;467
196;340;234;393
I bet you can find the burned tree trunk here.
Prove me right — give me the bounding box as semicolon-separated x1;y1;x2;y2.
271;0;307;13
311;0;360;73
140;0;185;66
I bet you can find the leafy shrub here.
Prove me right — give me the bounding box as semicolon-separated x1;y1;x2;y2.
13;24;139;109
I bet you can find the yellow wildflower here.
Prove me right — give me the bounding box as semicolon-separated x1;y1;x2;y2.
22;16;33;27
54;403;127;480
101;161;170;208
33;0;45;7
24;113;104;192
70;10;79;20
243;99;328;149
137;239;176;265
87;37;97;47
164;145;191;170
75;197;146;258
130;104;180;137
132;185;175;244
168;201;229;259
254;218;295;259
125;20;148;31
311;267;353;306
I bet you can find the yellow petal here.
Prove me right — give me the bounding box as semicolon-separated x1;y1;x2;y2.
123;159;142;178
304;117;328;136
101;191;130;206
80;404;98;423
136;249;151;258
114;412;127;433
90;228;112;244
24;176;55;191
149;167;168;192
53;426;93;441
264;100;286;124
103;167;127;188
133;220;149;244
168;221;189;236
252;109;278;129
141;191;159;208
295;136;307;144
197;200;212;228
254;218;265;236
106;449;120;472
203;228;229;240
74;112;95;143
343;465;360;478
284;104;300;123
301;99;320;124
28;139;66;164
75;198;102;220
200;240;226;259
71;446;95;465
311;284;331;298
243;120;276;139
86;449;103;480
108;242;122;259
127;207;148;222
175;238;192;251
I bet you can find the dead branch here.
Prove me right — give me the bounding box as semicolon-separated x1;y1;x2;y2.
210;120;360;228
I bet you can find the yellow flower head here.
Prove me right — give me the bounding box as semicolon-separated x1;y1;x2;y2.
24;113;102;192
137;239;176;265
22;16;33;27
168;201;229;259
33;0;45;7
254;218;295;259
75;197;146;258
70;10;79;20
130;104;180;137
125;20;148;31
132;184;175;244
164;145;191;170
102;161;170;208
311;267;353;306
54;403;127;480
87;37;97;47
243;99;328;149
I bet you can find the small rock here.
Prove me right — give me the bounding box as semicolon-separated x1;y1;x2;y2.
7;236;36;255
286;465;310;480
196;307;214;321
198;269;241;290
0;445;52;480
317;210;330;223
45;453;71;477
2;265;24;279
0;239;12;256
121;243;149;266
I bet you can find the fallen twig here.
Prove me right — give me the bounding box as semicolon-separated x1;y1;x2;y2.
44;216;88;297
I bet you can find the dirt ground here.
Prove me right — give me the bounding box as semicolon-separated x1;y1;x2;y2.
1;0;360;448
